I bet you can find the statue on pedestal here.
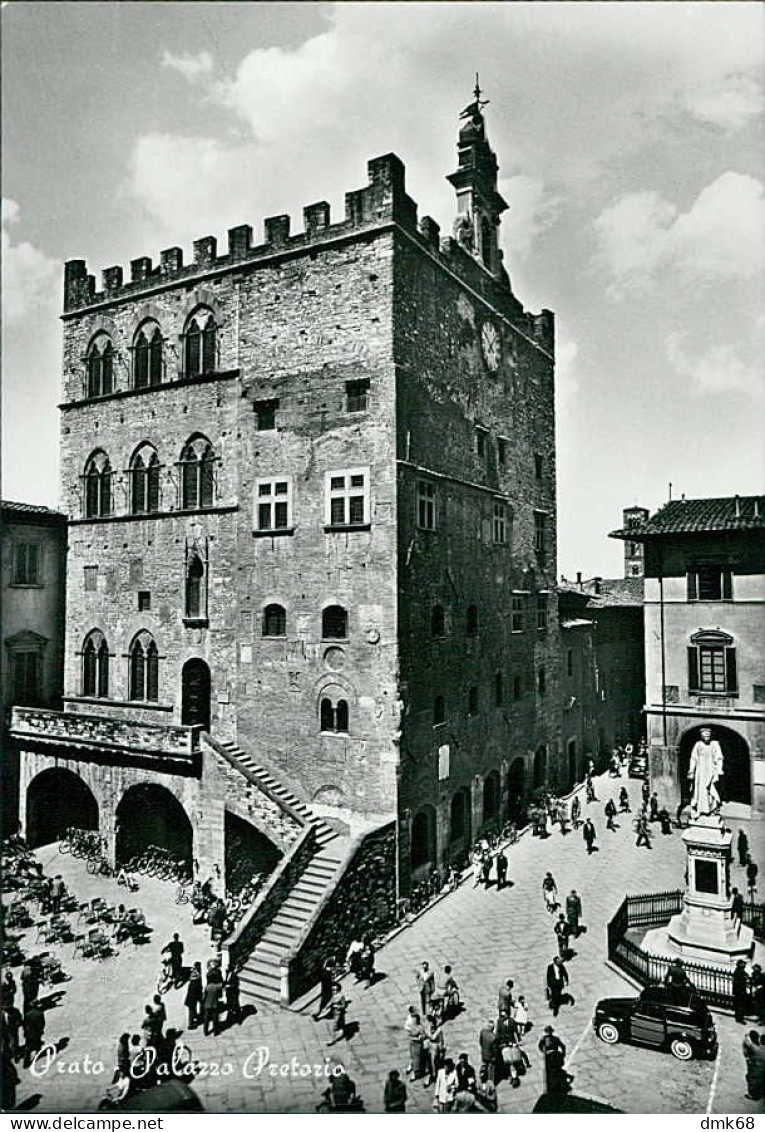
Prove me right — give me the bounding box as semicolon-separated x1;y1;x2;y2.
688;727;724;819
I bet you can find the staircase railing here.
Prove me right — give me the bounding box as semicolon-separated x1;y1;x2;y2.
224;823;317;974
202;732;308;828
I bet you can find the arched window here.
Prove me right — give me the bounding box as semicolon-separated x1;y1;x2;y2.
320;695;349;733
129;444;161;514
185;554;205;619
322;605;348;639
431;604;445;638
262;603;286;637
466;604;479;636
433;694;445;726
84;451;112;518
183;308;217;378
133;323;163;389
179;435;215;510
82;630;109;698
87;335;114;398
129;631;159;702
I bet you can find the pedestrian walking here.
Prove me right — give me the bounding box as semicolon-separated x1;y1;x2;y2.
635;813;652;849
558;799;570;836
407;1012;427;1081
495;849;508;889
542;872;558;912
565;890;583;937
22;1001;45;1068
184;962;203;1029
325;983;348;1047
1;1044;19;1110
538;1026;570;1094
383;1068;407;1112
732;887;745;924
2;971;17;1010
225;967;241;1026
313;956;337;1021
641;779;650;808
433;1058;458;1112
150;994;166;1040
664;958;692;988
479;1019;497;1082
618;786;630;813
428;1014;445;1073
738;829;749;868
472;849;483;888
416;961;435;1018
481;853;493;888
583;818;597;855
743;1031;765;1100
2;1003;23;1061
162;933;184;985
605;798;618;831
513;995;530;1040
50;875;66;915
358;936;376;987
746;857;758;901
570;794;581;828
554;913;571;959
475;1065;498;1111
586;775;596;803
497;978;514;1018
20;961;39;1013
346;936;364;980
733;960;750;1025
546;956;570;1017
201;980;221;1037
658;808;673;835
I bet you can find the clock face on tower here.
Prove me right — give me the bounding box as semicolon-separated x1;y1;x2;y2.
481;321;501;371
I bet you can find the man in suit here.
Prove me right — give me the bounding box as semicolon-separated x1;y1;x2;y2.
583;819;597;855
546;957;569;1017
201;979;221;1036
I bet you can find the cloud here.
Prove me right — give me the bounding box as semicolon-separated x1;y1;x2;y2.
666;334;762;401
593;172;764;294
161;49;213;82
501;176;561;262
125;4;763;251
1;199;58;326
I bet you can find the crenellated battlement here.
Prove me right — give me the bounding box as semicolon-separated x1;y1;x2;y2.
63;153;419;315
62;150;537;334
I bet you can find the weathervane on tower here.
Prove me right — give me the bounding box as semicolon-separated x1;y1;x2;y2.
460;73;489;123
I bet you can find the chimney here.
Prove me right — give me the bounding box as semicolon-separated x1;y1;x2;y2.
734;494;741;517
576;571;582;587
755;499;761;518
593;576;602;595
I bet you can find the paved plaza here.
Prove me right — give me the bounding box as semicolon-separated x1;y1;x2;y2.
9;773;764;1115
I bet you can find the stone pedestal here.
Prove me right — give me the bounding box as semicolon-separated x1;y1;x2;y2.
665;816;753;966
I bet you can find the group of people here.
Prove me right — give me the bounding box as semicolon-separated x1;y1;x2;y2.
1;961;47;1082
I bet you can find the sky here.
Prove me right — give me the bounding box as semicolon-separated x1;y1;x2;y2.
2;1;763;578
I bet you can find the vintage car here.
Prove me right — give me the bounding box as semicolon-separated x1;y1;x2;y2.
593;983;718;1061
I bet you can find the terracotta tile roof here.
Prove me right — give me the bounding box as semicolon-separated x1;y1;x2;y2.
559;577;644;607
2;500;66;520
610;495;765;539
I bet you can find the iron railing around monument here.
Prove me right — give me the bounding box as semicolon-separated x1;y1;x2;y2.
607;891;765;1012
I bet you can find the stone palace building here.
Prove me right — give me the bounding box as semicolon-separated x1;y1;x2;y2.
10;95;562;1002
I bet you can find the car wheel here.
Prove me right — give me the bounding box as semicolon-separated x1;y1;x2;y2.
670;1038;694;1061
597;1022;620;1045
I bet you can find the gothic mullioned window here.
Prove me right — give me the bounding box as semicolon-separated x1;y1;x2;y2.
133;323;163;389
129;630;159;702
129;443;161;514
86;335;114;398
183;309;217;378
320;696;349;733
179;435;215;510
84;450;112;518
82;629;109;698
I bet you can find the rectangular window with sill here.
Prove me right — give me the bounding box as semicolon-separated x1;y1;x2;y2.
511;596;524;633
476;428;488;459
534;511;547;562
493;502;507;545
345;379;369;413
255;477;292;531
687;566;733;602
254;399;279;432
537;594;548;631
14;543;40;585
688;639;737;694
325;468;370;528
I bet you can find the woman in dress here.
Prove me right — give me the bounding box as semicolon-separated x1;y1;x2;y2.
407;1012;426;1081
326;983;348;1047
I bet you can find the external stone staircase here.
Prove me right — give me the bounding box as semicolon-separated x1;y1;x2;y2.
218;739;347;1005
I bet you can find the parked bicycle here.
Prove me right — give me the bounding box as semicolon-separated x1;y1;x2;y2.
86;855;114;878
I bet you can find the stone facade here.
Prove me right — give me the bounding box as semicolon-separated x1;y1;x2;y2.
17;104;561;894
611;496;765;816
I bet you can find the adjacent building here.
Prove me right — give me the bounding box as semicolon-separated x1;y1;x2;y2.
611;495;765;816
11;97;562;902
1;501;67;827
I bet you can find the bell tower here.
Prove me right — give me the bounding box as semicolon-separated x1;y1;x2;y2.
447;77;508;278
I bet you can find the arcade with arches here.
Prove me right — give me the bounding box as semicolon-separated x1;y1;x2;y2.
26;767;99;849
